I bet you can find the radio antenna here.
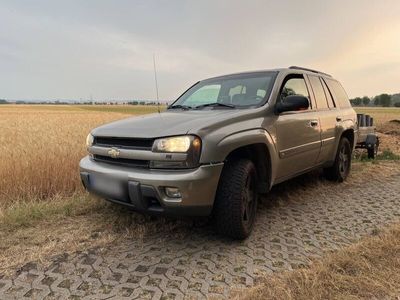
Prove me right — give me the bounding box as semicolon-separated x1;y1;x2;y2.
153;53;160;113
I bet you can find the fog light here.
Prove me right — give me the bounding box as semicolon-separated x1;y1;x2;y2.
165;187;182;198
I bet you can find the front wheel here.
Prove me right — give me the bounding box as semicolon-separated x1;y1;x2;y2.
213;159;258;239
324;137;352;182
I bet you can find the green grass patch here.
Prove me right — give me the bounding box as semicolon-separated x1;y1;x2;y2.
0;194;103;228
376;149;400;160
357;149;400;162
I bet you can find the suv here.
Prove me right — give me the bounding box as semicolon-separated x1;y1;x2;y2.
80;66;357;239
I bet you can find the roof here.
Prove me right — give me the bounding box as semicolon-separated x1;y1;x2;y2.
203;66;333;81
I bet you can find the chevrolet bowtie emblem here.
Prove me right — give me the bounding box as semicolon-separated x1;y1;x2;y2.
108;147;120;158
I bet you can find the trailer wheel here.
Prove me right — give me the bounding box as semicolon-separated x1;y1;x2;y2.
367;146;374;159
366;134;379;159
367;141;378;159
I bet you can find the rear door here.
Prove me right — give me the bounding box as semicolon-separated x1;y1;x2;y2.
307;75;338;164
275;74;322;179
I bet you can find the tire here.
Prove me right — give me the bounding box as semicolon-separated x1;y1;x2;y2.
324;137;352;182
367;145;376;159
213;159;258;239
367;141;378;159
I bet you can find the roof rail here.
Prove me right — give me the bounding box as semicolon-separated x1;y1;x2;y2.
289;66;332;77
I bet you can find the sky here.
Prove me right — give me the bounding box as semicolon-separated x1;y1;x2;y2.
1;0;399;101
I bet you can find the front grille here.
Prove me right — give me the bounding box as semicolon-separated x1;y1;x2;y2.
93;155;150;168
94;136;154;150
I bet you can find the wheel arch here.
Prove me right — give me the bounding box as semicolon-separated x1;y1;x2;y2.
216;129;277;192
329;127;355;163
341;129;355;149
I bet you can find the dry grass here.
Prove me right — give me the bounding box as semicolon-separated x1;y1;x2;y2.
353;107;400;159
355;107;400;128
234;223;400;300
0;105;158;207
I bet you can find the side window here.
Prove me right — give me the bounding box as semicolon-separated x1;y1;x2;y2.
308;75;328;109
321;79;335;108
280;76;311;109
320;78;336;108
324;78;350;108
185;84;220;105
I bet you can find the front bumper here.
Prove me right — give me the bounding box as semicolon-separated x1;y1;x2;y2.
79;156;224;216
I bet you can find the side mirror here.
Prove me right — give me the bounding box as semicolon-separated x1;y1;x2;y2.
276;95;309;113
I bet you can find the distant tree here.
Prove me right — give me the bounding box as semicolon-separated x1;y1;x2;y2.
350;97;361;106
391;93;400;106
362;96;370;106
380;94;391;107
0;99;8;104
374;95;381;106
394;102;400;107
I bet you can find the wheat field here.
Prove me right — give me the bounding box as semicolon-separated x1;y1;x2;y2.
0;105;158;207
0;105;398;208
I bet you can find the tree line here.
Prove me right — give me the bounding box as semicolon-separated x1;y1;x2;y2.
350;93;400;107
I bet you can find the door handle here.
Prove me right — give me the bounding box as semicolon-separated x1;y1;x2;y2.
336;116;342;122
309;120;319;127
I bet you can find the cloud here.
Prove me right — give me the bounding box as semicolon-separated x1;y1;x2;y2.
0;0;399;99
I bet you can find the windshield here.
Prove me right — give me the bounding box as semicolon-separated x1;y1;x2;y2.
171;72;277;109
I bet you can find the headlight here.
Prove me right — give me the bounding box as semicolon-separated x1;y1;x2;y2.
151;135;202;169
152;135;200;153
86;133;94;148
152;136;191;153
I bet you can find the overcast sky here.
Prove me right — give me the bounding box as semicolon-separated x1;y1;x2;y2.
1;0;399;100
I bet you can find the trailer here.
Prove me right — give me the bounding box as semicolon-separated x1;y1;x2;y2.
355;113;379;159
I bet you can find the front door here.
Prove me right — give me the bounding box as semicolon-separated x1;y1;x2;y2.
275;74;322;180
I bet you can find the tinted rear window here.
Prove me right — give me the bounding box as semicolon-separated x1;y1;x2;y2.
308;75;328;109
324;78;350;108
321;78;336;108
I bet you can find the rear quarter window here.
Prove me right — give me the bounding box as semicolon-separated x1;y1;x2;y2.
324;78;351;108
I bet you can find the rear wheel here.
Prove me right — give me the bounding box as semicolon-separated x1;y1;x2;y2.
213;159;257;239
324;137;352;182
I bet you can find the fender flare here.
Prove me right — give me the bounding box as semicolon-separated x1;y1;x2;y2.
331;120;356;160
210;128;279;189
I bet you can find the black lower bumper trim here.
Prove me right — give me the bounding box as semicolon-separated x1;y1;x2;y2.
80;172;212;217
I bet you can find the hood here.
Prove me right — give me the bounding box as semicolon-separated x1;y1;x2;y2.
92;109;248;138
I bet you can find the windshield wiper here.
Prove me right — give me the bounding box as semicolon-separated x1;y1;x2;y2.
194;102;236;109
168;104;192;110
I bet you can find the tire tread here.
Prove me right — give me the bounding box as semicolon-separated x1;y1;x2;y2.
213;159;256;239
